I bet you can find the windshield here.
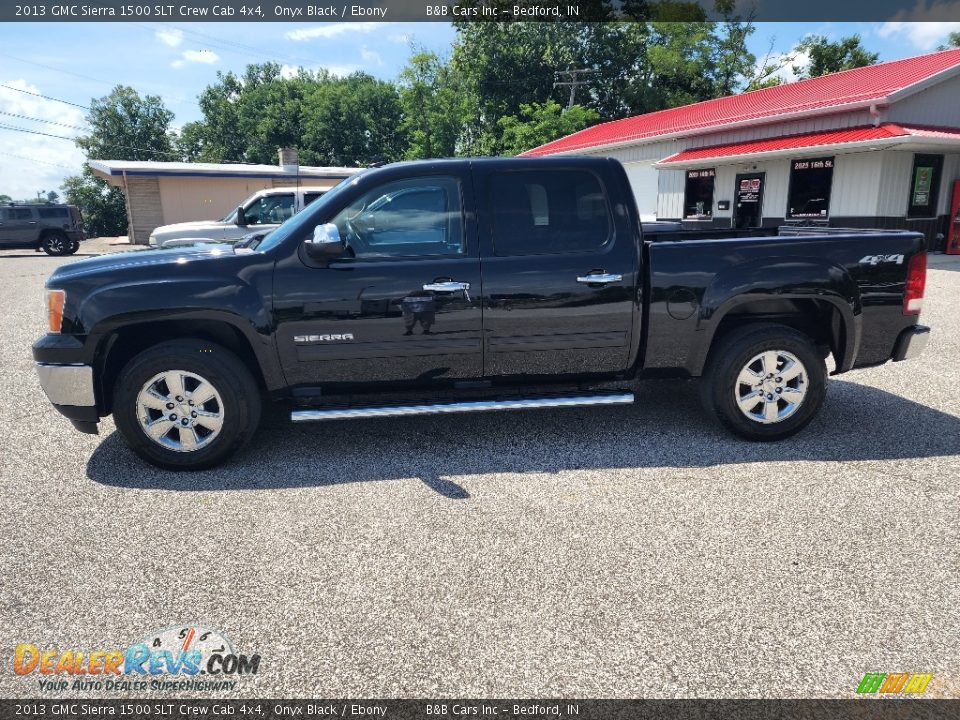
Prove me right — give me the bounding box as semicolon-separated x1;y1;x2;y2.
254;173;365;252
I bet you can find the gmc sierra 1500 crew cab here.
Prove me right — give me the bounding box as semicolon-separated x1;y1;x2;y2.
33;158;930;470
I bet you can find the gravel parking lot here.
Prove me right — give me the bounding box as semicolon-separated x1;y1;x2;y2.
1;245;958;699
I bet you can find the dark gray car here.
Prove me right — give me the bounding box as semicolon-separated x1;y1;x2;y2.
0;203;86;255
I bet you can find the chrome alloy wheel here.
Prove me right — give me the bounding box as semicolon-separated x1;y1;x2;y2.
136;370;225;452
734;350;808;425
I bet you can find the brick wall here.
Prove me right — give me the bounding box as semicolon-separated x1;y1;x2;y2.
123;176;163;245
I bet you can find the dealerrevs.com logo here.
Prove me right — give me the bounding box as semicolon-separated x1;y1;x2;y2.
856;672;933;695
13;625;261;692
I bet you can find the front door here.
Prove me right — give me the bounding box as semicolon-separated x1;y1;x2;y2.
475;164;636;379
733;173;765;228
273;173;482;390
0;207;37;246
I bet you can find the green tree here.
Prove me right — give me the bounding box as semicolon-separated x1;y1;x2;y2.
793;34;879;79
75;85;175;161
498;100;599;155
63;85;175;237
61;169;127;238
399;49;467;159
939;31;960;50
0;194;11;203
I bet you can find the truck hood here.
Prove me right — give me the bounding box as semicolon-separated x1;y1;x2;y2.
152;220;228;235
47;244;238;285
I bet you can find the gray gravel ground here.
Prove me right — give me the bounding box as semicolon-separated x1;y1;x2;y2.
1;246;958;699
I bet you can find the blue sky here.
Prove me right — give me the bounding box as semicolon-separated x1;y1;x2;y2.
1;20;959;200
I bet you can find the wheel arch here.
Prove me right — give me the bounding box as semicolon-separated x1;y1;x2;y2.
93;317;277;415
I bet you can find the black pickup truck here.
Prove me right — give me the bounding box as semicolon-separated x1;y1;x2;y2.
33;158;930;470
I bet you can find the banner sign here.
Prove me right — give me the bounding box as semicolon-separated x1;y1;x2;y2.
4;0;960;22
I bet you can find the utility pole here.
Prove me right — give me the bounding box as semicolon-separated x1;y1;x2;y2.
554;69;595;109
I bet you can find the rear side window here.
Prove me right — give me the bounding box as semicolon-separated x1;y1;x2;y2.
489;170;612;256
3;208;33;220
303;192;325;207
38;208;69;219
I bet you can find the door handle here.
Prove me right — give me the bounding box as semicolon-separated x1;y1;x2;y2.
576;273;623;285
423;281;470;292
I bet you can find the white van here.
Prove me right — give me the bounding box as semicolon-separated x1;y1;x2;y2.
148;186;335;247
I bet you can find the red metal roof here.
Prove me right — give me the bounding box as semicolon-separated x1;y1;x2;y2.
657;124;960;164
521;48;960;157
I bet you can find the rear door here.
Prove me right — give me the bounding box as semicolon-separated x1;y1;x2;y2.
475;162;637;379
0;207;38;246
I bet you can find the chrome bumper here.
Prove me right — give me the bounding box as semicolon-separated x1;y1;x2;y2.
892;325;930;362
35;363;95;407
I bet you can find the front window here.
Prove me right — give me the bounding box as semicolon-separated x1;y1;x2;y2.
787;157;834;219
330;177;465;259
683;169;715;219
907;154;944;219
244;193;295;225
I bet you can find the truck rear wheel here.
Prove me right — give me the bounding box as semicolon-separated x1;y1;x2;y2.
700;323;826;441
113;340;261;470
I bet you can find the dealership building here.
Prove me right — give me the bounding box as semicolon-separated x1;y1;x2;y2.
524;48;960;252
89;150;357;244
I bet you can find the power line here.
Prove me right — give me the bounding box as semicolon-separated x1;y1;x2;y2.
0;84;90;111
0;122;182;159
0;150;78;171
0;110;90;132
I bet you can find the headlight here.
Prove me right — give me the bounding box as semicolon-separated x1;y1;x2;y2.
47;289;65;333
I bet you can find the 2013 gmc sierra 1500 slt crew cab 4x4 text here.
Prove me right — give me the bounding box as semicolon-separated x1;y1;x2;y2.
33;158;930;470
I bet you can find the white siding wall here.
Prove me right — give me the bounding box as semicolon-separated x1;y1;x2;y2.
830;151;884;216
887;74;960;126
620;161;659;215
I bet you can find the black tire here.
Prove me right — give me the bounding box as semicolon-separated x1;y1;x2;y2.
113;340;262;470
41;231;73;256
699;323;827;441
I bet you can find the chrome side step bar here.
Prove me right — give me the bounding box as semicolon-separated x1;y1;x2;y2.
291;392;634;422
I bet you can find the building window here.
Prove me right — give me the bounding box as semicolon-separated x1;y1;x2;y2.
683;169;715;219
787;157;834;219
907;154;944;219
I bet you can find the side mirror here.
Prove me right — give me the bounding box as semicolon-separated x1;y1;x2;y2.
304;223;344;259
235;206;247;227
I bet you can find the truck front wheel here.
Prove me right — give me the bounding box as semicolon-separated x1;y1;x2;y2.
112;340;262;470
700;323;827;441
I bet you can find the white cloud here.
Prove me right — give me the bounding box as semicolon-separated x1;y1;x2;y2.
878;2;960;49
360;46;383;67
280;64;360;79
878;21;960;50
285;23;384;41
754;48;812;86
171;49;220;69
156;28;184;48
0;80;87;200
387;33;412;45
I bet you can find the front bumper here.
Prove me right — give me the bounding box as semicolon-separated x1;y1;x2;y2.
892;325;930;362
35;363;99;434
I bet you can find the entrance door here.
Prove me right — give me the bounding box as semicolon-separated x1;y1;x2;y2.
733;173;765;229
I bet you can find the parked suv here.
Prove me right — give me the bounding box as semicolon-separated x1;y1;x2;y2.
0;203;86;255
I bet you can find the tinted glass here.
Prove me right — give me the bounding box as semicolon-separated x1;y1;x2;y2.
683;169;715;219
787;157;834;219
4;208;33;220
907;154;944;219
330;176;464;259
38;208;69;219
245;194;295;225
489;170;611;256
304;192;325;206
